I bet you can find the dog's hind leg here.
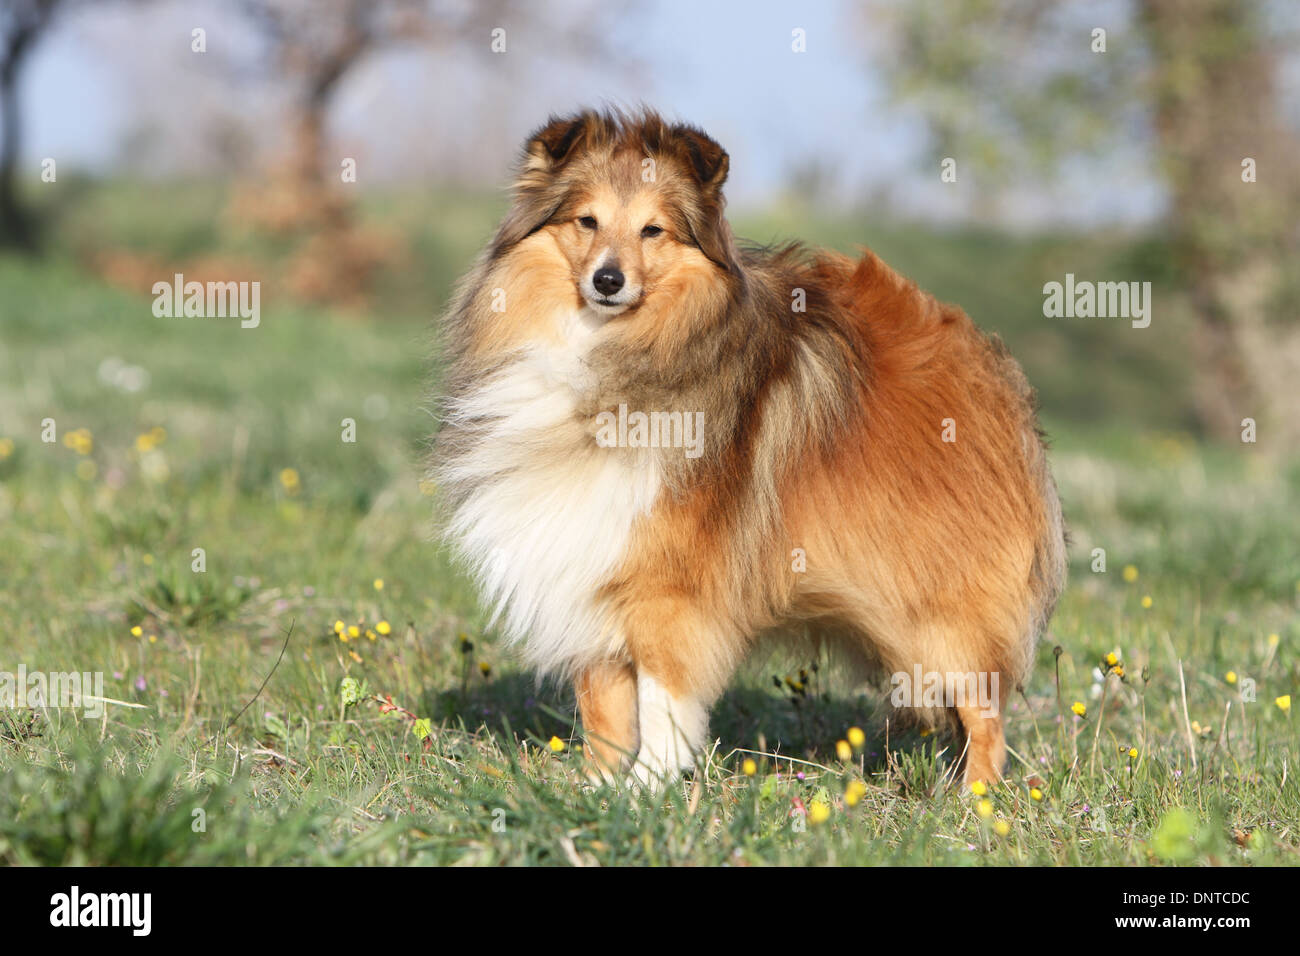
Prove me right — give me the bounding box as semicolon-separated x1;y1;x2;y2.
955;703;1006;785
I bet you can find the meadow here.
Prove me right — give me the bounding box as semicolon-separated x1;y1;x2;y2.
0;183;1296;865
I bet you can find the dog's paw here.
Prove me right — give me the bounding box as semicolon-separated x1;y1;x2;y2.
626;758;680;794
625;757;697;795
581;760;622;792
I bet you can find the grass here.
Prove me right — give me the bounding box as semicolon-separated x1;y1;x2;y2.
0;182;1296;866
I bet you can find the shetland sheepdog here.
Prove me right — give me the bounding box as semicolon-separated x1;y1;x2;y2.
434;109;1066;788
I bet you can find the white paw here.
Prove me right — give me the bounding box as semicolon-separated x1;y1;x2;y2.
633;673;707;793
626;757;684;794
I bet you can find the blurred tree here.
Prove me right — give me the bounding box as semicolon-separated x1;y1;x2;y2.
235;0;420;227
865;0;1300;444
233;0;616;223
230;0;620;305
0;0;57;248
1;0;153;250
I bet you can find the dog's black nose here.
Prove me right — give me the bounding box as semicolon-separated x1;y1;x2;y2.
592;267;625;296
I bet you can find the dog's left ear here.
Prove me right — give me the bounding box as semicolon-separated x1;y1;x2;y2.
667;123;737;271
671;124;730;195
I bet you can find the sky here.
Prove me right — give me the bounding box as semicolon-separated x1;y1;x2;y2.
20;0;1169;228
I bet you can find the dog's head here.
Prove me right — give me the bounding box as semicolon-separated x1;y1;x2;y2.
492;109;739;318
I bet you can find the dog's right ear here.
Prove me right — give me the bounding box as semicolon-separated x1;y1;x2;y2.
491;114;595;254
522;113;593;174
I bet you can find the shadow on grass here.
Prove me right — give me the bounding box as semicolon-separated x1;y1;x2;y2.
428;671;575;746
429;671;940;778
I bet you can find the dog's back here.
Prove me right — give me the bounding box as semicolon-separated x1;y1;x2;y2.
774;251;1067;700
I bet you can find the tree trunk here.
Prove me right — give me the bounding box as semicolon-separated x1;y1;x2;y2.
1139;0;1300;447
0;21;38;248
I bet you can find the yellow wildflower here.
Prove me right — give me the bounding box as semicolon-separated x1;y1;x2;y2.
63;428;93;455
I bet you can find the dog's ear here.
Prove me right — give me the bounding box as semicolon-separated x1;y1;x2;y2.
664;123;736;272
492;114;597;254
671;123;729;195
523;113;593;174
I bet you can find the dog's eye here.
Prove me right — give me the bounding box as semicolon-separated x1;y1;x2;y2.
578;216;598;230
641;225;663;238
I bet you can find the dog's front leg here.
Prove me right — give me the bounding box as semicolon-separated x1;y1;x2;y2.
575;660;639;785
615;592;739;792
629;670;709;791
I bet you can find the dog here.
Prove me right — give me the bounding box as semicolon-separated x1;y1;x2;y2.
433;108;1066;788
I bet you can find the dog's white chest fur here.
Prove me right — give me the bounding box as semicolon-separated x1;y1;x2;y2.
441;313;660;675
